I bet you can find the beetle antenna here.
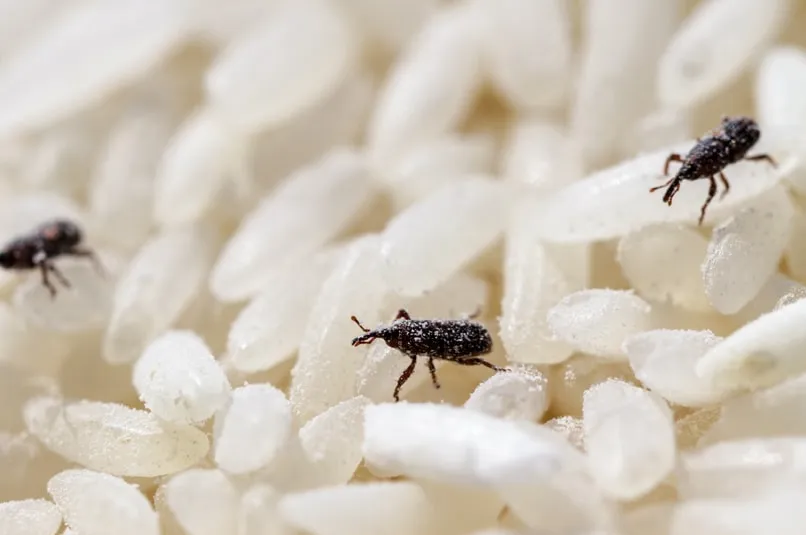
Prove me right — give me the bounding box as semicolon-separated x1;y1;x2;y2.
350;315;369;333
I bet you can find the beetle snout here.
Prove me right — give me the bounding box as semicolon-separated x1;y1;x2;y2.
351;333;376;346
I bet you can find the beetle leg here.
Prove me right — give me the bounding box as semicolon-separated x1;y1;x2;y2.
393;356;417;402
38;263;57;299
67;247;105;276
454;357;506;373
744;153;777;168
662;153;684;175
718;172;730;200
427;357;440;390
698;176;718;226
394;309;411;321
48;263;71;288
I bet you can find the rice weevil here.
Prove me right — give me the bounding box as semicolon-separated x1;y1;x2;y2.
350;308;506;402
649;115;776;225
0;219;103;298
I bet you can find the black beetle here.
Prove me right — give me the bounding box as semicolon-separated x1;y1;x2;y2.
351;308;506;402
650;116;776;225
0;219;102;298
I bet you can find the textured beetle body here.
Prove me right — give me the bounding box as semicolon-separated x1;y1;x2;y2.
0;219;102;298
350;309;504;402
365;319;493;359
650;116;776;225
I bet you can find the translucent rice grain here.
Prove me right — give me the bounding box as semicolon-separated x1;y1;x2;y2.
474;0;571;110
227;252;338;373
152;485;183;535
334;0;438;55
379;272;489;322
544;416;585;450
90;107;176;250
153;109;251;227
623;329;725;407
583;379;676;500
0;0;189;137
0;431;70;502
163;469;238;535
622;504;675;535
299;396;370;486
700;373;806;444
500;200;583;364
680;437;806;500
617;224;710;311
756;46;806;159
0;499;61;535
530;141;796;243
210;148;378;302
238;485;294;535
48;469;159;535
258;435;324;493
464;367;548;421
501;120;582;192
104;224;217;364
0;0;66;56
785;207;806;281
290;236;387;422
702;186;793;314
623;108;693;156
24;397;209;477
367;5;482;162
278;482;433;535
550;355;637;417
363;402;570;486
571;0;680;167
379;133;497;210
379;177;511;296
132;330;231;425
418;482;504;535
21;119;101;199
658;0;791;109
775;285;806;310
497;472;614;533
205;0;358;133
676;407;720;450
669;489;806;535
547;289;652;359
253;71;374;189
696;297;806;397
733;273;806;325
214;384;292;475
13;254;115;332
188;0;278;46
492;424;615;533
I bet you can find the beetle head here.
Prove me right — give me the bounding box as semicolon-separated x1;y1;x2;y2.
0;250;13;268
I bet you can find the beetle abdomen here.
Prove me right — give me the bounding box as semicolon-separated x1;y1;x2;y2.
396;319;493;358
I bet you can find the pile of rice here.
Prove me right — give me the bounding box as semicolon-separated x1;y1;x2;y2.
1;0;806;534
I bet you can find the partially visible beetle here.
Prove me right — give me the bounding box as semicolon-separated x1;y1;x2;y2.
650;116;776;225
350;308;506;402
0;219;102;298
